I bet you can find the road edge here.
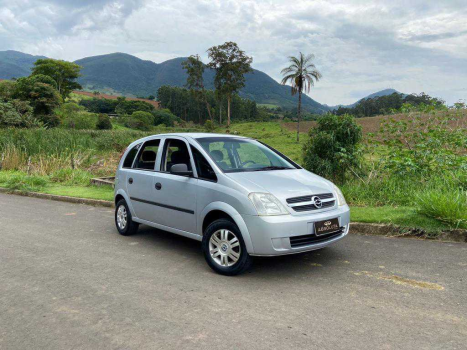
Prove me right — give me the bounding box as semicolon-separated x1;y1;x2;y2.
1;188;465;242
0;187;113;207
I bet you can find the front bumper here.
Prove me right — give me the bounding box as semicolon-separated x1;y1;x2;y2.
242;205;350;256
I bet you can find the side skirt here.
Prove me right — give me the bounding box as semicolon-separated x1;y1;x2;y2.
133;217;203;242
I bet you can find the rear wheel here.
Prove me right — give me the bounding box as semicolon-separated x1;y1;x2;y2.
115;199;139;236
202;219;252;276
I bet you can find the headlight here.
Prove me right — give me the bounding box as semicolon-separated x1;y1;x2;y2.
333;185;347;206
248;193;289;216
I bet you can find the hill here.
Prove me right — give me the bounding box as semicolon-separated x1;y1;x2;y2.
329;88;403;110
0;51;329;113
0;50;407;114
0;50;46;79
75;53;329;113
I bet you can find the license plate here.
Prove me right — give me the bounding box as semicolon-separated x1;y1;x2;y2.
314;218;340;236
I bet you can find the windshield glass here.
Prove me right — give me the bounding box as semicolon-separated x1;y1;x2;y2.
197;137;299;173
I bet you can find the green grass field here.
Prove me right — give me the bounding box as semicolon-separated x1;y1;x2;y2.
0;119;464;234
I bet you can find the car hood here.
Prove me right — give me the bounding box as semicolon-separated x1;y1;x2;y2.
226;169;334;203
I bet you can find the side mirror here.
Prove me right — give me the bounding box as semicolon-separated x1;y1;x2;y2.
170;163;193;176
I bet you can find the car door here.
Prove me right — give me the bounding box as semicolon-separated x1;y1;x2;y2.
151;137;198;234
126;138;161;223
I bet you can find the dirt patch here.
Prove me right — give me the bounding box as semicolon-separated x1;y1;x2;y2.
354;271;444;290
282;110;467;136
73;90;160;109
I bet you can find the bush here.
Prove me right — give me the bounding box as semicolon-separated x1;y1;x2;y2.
0;99;39;128
153;108;179;127
56;103;98;130
125;111;154;131
62;112;97;130
416;188;467;228
116;100;155;116
204;120;215;132
38;114;61;128
373;111;467;176
79;98;118;114
303;114;363;181
4;174;49;192
96;114;112;130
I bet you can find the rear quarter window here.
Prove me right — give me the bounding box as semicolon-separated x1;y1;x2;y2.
122;143;141;168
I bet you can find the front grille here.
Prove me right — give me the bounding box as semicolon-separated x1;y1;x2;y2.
293;200;335;212
289;228;344;248
286;193;333;204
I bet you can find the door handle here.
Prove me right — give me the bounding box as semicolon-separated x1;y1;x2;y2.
128;177;133;184
155;182;162;190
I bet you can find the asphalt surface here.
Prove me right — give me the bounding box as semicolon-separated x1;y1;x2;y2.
0;193;466;350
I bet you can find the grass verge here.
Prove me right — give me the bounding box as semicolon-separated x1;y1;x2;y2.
350;206;456;233
0;176;459;233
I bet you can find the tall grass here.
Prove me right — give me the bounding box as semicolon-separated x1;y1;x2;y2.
416;189;467;229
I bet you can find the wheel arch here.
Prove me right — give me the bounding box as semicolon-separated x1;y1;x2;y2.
199;202;255;254
114;189;135;216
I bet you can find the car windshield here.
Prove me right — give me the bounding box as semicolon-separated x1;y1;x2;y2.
196;137;298;173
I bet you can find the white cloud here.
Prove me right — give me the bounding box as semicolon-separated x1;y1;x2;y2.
0;0;466;105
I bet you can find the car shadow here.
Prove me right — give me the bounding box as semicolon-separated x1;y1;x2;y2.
131;225;348;278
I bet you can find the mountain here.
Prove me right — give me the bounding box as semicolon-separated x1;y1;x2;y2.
329;88;403;109
0;50;46;79
75;53;329;113
0;50;400;114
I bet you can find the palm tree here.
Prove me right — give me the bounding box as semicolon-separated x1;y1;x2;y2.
281;53;322;141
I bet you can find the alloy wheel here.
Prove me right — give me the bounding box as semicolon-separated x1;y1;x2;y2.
116;205;127;230
209;229;241;267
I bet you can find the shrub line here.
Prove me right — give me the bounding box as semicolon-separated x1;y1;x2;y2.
1;188;465;242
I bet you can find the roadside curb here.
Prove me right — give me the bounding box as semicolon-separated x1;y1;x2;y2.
1;188;465;242
0;188;114;208
349;222;467;243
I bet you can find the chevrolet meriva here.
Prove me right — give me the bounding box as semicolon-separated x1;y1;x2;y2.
114;133;350;275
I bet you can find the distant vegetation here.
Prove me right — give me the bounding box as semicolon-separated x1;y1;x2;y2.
333;92;446;117
157;86;264;125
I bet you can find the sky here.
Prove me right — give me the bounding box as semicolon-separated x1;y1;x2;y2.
0;0;466;105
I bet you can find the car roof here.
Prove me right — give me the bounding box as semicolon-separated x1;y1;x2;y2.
145;133;249;140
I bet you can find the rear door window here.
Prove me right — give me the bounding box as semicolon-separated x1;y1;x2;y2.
162;139;193;172
123;143;141;168
133;139;160;170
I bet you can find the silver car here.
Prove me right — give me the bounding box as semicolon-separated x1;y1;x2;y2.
114;133;350;275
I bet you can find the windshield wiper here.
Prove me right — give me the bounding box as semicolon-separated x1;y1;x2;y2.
252;166;291;171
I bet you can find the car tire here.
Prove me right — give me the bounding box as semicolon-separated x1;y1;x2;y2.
115;199;139;236
202;219;252;276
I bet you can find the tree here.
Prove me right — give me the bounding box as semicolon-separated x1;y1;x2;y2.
207;42;252;126
31;59;82;99
0;80;17;100
182;54;213;122
281;53;322;141
14;77;62;117
153;108;179;127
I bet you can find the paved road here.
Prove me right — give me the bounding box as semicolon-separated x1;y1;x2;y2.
0;193;466;350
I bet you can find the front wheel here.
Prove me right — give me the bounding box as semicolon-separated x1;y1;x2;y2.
202;219;252;276
115;199;139;236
